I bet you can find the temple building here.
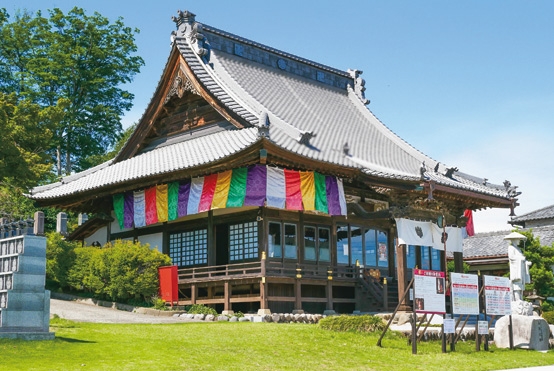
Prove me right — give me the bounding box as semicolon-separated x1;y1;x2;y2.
29;10;518;314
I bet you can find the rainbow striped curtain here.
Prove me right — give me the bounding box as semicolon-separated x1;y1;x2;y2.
113;165;347;230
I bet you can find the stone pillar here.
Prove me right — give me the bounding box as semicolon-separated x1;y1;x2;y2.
9;222;17;237
78;213;88;226
56;212;67;235
0;221;7;239
34;212;45;236
24;218;34;235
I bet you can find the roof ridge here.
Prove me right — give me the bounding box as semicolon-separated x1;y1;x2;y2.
512;204;554;220
202;24;352;79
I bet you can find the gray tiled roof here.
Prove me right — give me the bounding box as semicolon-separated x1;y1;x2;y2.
30;11;514;202
31;128;259;199
511;204;554;223
462;225;554;259
177;20;511;198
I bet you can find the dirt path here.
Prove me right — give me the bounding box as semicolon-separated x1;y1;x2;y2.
50;299;186;324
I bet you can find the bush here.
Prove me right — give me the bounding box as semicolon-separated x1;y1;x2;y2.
186;304;217;316
542;311;554;325
66;239;171;303
318;315;386;333
101;240;171;302
46;232;79;289
151;296;168;311
541;300;554;313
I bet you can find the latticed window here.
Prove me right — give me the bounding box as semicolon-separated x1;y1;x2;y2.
229;222;258;262
169;229;208;267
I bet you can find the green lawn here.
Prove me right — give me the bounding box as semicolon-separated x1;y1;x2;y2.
1;318;552;371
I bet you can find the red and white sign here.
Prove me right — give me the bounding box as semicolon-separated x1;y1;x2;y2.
451;273;480;315
483;275;512;316
413;269;446;314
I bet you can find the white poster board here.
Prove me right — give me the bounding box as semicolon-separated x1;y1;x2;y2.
483;275;512;316
443;318;456;334
477;320;489;335
451;272;480;315
414;269;446;314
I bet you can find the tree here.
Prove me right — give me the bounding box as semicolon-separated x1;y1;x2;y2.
78;123;137;170
0;7;144;175
0;92;60;188
517;230;554;298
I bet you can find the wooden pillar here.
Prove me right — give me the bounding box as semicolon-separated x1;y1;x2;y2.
396;242;409;310
224;281;231;311
191;284;197;304
415;246;422;270
260;251;268;310
207;211;215;266
260;278;267;309
388;226;396;277
453;252;464;273
295;279;302;311
326;280;333;310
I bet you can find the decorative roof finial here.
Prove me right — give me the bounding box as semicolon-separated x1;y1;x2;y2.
257;112;270;139
172;10;196;27
444;167;459;178
347;69;369;105
343;142;350;156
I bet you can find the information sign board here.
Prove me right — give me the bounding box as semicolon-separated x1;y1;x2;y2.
451;272;480;315
413;269;446;314
483;275;512;316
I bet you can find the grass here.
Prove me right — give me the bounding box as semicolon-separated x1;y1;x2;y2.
0;318;552;371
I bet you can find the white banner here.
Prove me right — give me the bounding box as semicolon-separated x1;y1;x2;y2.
431;224;463;252
395;218;434;246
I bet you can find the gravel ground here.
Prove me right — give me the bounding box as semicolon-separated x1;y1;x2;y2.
50;299;186;324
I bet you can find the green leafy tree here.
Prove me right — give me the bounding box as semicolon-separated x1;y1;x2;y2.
79;123;137;170
0;92;60;188
517;230;554;298
0;7;144;175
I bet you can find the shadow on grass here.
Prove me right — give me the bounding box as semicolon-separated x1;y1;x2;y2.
55;337;96;344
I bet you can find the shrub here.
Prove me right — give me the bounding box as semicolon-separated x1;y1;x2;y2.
542;311;554;325
318;315;386;333
151;296;168;311
541;300;554;313
186;304;217;316
66;245;102;294
66;239;171;303
46;232;79;289
101;240;171;302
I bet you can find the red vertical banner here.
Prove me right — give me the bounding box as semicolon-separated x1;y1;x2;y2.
198;174;218;212
284;169;303;210
463;209;474;236
145;186;158;225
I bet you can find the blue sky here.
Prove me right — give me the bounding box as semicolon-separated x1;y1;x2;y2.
6;1;554;233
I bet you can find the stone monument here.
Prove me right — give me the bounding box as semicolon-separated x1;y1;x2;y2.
505;232;532;304
0;216;54;340
494;231;550;350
